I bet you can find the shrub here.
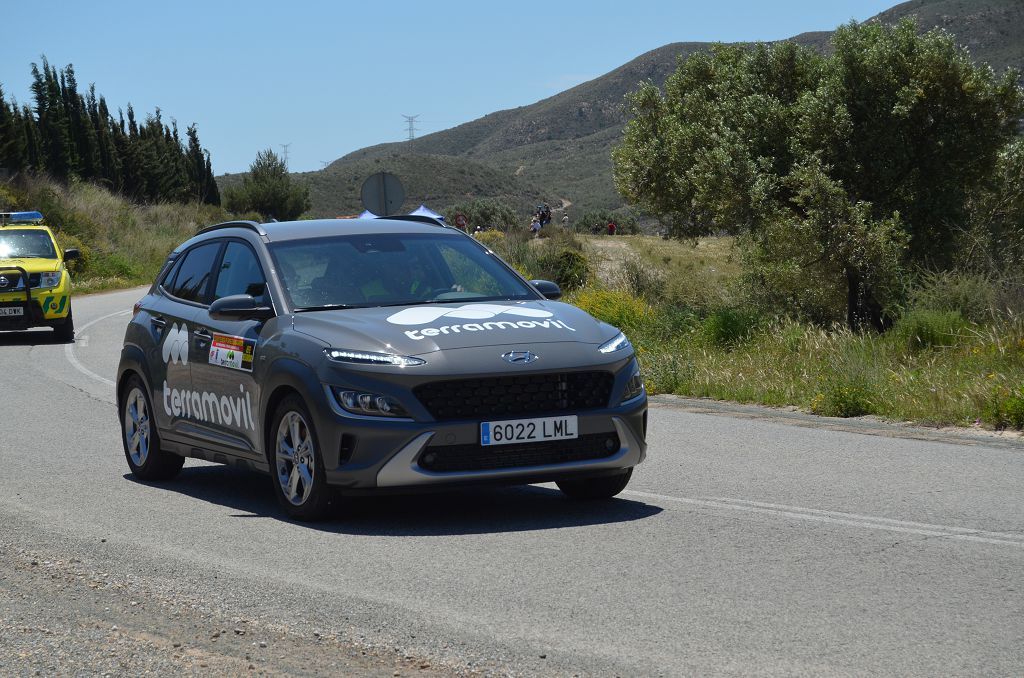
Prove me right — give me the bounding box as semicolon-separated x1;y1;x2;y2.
618;255;665;301
443;198;519;231
700;308;760;348
810;377;875;418
906;270;998;322
890;310;967;351
571;288;652;334
54;232;91;276
538;248;590;290
981;386;1024;430
574;209;639;235
474;230;505;250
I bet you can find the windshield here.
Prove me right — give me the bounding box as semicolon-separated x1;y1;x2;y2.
269;232;537;310
0;230;57;259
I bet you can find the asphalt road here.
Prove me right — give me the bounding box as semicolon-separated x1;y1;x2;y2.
1;287;1022;676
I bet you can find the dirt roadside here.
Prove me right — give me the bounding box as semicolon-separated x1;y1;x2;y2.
0;541;458;677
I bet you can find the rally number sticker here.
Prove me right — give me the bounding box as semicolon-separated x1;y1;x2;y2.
208;333;255;372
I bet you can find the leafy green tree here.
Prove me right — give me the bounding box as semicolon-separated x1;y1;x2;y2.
0;84;26;174
3;58;219;205
224;149;310;220
614;20;1023;328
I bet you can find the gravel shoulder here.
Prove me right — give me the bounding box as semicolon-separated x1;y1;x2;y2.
0;523;459;677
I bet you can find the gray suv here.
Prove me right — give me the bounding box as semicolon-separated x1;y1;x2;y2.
117;216;647;520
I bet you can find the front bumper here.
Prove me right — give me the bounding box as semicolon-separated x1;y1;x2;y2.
0;266;71;331
319;393;648;490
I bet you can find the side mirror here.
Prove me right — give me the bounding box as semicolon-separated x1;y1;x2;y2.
209;294;275;321
530;279;562;300
64;248;80;261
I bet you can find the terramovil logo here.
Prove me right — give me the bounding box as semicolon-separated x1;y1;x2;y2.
161;323;189;365
158;322;255;430
386;303;575;341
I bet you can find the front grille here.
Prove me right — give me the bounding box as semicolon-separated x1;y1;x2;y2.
0;272;23;290
418;431;621;472
0;273;40;290
414;371;614;421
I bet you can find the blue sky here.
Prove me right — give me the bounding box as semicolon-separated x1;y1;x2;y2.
2;1;895;174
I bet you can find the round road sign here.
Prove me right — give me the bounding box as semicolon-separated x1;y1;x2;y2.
360;172;405;216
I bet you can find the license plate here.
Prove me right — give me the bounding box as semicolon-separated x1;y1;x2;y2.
0;307;24;317
481;415;578;446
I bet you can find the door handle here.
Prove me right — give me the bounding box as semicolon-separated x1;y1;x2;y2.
150;316;166;329
193;328;212;344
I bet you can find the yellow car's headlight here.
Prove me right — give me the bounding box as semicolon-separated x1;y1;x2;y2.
38;271;62;288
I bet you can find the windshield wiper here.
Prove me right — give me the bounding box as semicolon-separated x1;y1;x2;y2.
294;303;359;312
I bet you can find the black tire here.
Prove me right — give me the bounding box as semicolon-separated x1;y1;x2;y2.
120;374;184;480
53;305;74;343
556;468;633;500
269;394;334;521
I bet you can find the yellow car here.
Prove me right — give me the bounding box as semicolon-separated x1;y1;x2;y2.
0;211;79;341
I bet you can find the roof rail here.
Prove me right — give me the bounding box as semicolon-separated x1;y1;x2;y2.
196;220;266;236
375;214;452;229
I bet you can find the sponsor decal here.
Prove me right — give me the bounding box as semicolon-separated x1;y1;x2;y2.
387;303;553;325
161;323;189;365
163;381;255;431
386;303;575;341
208;332;255;372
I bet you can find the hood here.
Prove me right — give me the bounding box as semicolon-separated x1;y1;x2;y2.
0;257;60;274
291;300;616;356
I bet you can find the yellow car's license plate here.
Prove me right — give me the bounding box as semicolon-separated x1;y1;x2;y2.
0;306;24;316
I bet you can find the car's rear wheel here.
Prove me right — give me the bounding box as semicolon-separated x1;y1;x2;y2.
120;374;184;480
270;395;333;521
556;468;633;500
53;305;74;342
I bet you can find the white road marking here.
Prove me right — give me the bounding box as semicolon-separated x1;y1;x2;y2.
77;335;89;347
64;309;131;388
623;489;1024;548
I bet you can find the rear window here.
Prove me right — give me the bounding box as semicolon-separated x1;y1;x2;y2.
0;230;56;258
167;242;221;303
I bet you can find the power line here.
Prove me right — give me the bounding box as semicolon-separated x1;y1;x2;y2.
279;142;291;167
402;114;419;141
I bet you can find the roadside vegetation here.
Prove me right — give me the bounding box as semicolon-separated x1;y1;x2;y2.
0;176;229;293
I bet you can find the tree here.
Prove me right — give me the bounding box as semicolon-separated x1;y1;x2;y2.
3;58;220;205
613;20;1023;328
224;149;309;220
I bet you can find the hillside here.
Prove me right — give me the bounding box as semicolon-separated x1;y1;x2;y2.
217;153;554;219
219;0;1024;217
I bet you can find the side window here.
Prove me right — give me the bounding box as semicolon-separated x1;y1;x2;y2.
167;242;221;303
213;242;268;303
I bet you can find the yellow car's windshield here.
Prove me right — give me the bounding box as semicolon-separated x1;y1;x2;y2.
0;230;57;259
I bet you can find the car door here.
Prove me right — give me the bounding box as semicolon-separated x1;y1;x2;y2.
188;239;271;457
151;240;223;441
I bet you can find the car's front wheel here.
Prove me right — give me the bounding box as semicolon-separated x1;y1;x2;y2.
53;305;74;342
120;374;184;480
270;395;333;521
556;468;633;500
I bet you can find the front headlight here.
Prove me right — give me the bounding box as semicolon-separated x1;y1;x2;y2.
38;271;62;288
622;366;644;402
325;348;426;367
331;387;410;417
598;331;631;354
